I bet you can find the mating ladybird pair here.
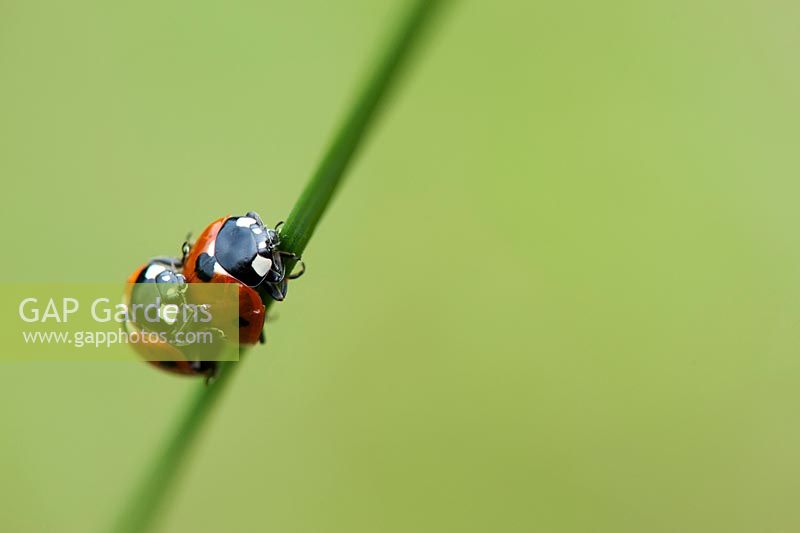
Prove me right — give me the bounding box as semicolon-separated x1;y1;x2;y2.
125;212;304;378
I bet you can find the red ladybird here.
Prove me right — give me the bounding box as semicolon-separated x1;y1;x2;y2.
125;258;222;377
182;212;304;337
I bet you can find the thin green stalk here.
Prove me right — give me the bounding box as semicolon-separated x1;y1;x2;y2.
112;1;444;532
279;0;443;263
111;368;237;533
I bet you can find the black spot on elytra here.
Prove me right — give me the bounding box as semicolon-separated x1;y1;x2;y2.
195;253;216;282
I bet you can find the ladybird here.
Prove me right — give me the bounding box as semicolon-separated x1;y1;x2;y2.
125;257;223;378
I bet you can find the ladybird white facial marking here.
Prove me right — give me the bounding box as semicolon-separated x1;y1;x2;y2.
258;241;267;249
252;255;272;277
214;262;230;276
252;227;263;235
144;264;166;280
237;217;257;228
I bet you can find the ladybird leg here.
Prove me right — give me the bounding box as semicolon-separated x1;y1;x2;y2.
175;277;188;296
204;367;218;386
260;278;288;302
288;259;305;280
149;256;183;270
259;329;266;344
278;251;306;280
190;360;218;383
265;250;286;284
206;326;227;340
180;233;193;266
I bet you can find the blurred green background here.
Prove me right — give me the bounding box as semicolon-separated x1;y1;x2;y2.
2;0;800;531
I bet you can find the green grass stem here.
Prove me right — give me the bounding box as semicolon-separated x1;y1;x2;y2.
111;1;445;531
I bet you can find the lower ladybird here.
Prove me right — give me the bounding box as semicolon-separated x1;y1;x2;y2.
125;257;225;378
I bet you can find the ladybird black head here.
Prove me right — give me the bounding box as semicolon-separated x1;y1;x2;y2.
129;259;188;334
213;214;279;287
134;260;187;304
